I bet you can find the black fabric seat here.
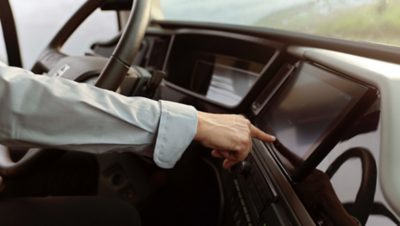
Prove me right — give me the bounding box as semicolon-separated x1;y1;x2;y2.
0;196;141;226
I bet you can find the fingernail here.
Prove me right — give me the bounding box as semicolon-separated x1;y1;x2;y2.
270;135;276;141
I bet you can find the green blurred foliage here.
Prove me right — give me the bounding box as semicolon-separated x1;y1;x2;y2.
256;0;400;46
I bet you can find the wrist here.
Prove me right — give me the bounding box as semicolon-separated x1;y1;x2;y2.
194;111;205;141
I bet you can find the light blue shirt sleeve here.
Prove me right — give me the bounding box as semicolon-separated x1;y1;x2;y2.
0;63;198;169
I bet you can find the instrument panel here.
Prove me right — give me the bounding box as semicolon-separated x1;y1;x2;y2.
225;60;378;226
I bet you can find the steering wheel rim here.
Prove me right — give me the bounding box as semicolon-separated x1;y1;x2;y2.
0;0;151;177
325;147;377;225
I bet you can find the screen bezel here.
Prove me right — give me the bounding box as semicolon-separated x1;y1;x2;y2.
255;62;377;181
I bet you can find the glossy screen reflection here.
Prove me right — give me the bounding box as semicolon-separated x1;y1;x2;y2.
258;63;367;163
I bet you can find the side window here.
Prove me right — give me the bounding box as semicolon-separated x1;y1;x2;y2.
61;8;119;58
8;0;118;69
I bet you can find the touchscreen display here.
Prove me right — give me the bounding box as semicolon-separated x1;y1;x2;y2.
258;63;368;171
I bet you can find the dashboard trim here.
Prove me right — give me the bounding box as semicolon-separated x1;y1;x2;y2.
252;139;316;226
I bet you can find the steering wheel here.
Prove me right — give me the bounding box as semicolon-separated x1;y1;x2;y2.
0;0;151;176
325;147;377;225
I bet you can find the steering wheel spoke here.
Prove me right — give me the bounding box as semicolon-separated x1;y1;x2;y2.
32;48;68;74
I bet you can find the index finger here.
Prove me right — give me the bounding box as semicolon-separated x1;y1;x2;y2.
250;124;276;142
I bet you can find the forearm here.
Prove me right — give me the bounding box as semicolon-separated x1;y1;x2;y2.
0;65;197;168
0;69;158;151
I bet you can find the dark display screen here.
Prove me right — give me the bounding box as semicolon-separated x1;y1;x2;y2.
257;63;369;177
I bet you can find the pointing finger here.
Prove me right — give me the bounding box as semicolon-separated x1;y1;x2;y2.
250;125;275;142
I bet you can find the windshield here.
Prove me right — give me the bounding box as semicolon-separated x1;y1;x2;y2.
160;0;399;47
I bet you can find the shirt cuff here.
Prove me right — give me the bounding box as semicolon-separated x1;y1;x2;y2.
153;100;198;169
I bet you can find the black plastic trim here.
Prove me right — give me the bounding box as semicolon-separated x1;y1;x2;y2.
153;20;400;65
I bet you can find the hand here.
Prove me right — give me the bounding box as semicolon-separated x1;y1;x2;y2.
194;111;275;168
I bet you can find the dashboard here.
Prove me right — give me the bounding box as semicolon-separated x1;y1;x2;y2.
227;60;378;226
93;23;399;225
164;30;281;108
158;27;397;225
